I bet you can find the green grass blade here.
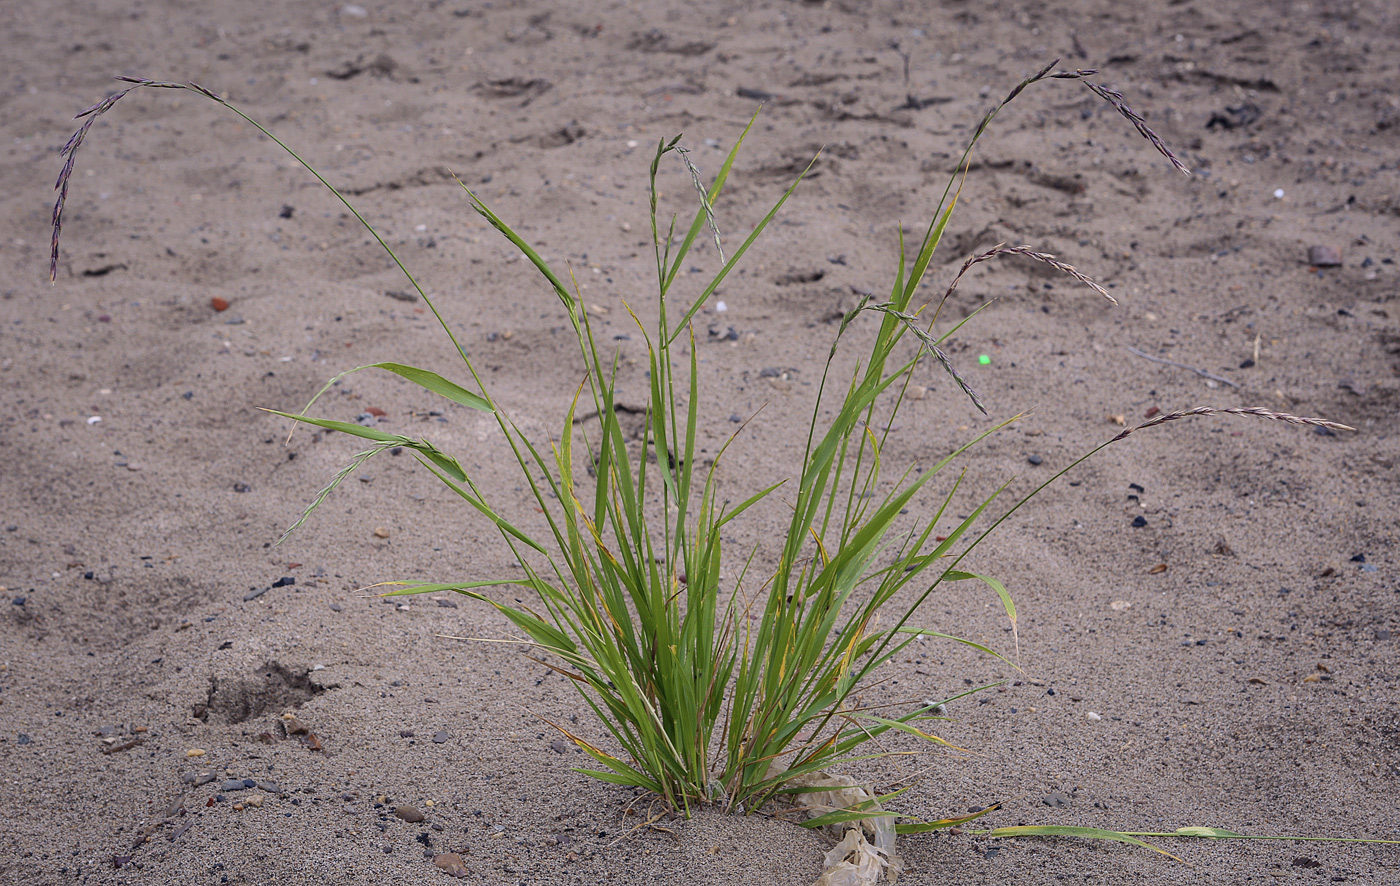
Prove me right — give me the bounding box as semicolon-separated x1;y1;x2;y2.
983;826;1183;862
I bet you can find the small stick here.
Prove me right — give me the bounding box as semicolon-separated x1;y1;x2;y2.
1126;345;1240;388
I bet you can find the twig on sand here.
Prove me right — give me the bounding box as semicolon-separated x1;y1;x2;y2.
1126;345;1240;388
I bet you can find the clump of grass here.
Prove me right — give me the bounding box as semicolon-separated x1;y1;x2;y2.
51;65;1357;858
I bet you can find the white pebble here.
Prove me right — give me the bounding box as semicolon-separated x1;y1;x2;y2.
1273;188;1285;199
715;300;727;313
1086;711;1103;721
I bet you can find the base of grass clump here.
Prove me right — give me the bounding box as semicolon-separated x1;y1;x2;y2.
49;65;1378;878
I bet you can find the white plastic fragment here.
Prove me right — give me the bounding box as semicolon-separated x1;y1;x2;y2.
787;769;904;885
814;828;889;886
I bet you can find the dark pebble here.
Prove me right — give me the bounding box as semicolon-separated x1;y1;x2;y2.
436;599;458;609
984;847;1001;859
221;780;247;792
243;587;268;602
12;596;26;606
330;602;343;612
729;414;742;423
233;482;251;493
1239;358;1255;369
243;778;257;788
1131;516;1147;528
758;367;782;378
1375;630;1391;641
17;733;31;745
1027;454;1043;466
1350;553;1367;562
84;571;95;580
1314;425;1335;436
271;576;295;588
432;730;449;744
400;729;415;738
550;739;569;754
394;805;426;823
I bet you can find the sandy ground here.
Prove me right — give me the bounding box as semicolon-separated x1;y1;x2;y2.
2;0;1398;883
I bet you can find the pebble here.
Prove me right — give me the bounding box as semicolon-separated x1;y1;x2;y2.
550;739;569;754
233;482;251;493
1027;454;1043;466
1130;515;1147;528
1041;792;1070;808
186;748;206;757
17;733;31;745
373;526;391;539
394;805;426;823
432;730;449;743
183;771;217;786
1086;712;1103;721
221;779;248;792
243;587;268;602
271;576;295;588
434;853;470;878
330;602;343;612
211;297;230;312
1307;245;1342;267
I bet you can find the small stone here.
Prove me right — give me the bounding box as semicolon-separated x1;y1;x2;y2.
243;587;268;602
244;794;264;808
232;482;251;493
432;730;449;744
282;716;310;736
1027;454;1043;466
1130;515;1147;528
211;297;230;312
373;527;391;539
17;733;31;745
1376;630;1392;641
434;853;470;878
182;771;216;786
550;739;569;754
12;596;26;606
394;805;425;823
330;602;344;612
1307;245;1342;267
1041;792;1070;808
1108;600;1131;612
436;599;457;609
271;576;295;588
221;779;247;792
1086;712;1102;721
186;748;206;757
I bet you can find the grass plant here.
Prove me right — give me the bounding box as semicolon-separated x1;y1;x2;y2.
51;64;1371;863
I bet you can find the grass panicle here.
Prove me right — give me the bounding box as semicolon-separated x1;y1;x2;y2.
48;64;1367;864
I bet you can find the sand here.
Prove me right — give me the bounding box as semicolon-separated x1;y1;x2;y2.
2;0;1398;883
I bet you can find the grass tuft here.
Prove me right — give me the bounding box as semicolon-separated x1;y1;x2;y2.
48;64;1358;863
